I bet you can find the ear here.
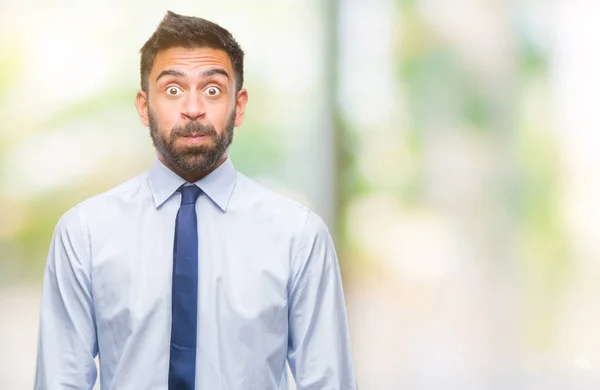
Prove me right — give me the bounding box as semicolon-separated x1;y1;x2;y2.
135;90;150;127
233;88;248;127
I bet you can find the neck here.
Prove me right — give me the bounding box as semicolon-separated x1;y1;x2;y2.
158;153;228;183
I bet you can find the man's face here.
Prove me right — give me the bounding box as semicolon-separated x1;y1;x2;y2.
136;47;248;177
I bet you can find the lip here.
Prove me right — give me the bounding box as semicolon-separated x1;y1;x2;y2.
179;135;207;144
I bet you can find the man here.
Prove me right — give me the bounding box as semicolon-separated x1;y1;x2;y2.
34;11;357;390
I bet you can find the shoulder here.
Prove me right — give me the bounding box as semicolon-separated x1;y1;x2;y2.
233;172;311;220
55;171;150;230
231;171;332;241
78;171;149;209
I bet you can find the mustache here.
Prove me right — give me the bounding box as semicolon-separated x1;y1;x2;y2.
171;121;217;138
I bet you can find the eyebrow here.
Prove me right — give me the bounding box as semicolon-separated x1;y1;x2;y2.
200;68;230;80
156;68;230;83
156;69;186;82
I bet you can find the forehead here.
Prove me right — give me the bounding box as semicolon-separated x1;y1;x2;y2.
151;47;234;79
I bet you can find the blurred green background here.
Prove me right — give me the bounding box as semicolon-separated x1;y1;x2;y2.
2;0;600;388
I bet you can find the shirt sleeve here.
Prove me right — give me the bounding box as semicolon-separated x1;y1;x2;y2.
34;206;98;390
287;211;358;390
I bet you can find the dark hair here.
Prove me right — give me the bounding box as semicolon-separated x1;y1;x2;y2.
140;11;244;93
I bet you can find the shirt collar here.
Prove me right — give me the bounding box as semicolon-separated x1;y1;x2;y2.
148;156;237;211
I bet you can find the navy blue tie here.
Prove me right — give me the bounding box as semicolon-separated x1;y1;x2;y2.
169;184;202;390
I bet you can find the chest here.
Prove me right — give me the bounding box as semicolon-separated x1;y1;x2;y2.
89;205;291;335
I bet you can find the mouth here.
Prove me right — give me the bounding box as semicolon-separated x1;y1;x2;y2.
179;135;208;144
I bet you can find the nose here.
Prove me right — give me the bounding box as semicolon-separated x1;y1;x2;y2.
181;91;206;121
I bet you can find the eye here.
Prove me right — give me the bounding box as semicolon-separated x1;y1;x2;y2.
166;86;182;96
205;87;221;97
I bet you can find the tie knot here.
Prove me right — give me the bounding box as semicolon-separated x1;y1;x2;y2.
179;185;201;205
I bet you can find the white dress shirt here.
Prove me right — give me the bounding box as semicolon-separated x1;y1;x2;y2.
34;156;357;390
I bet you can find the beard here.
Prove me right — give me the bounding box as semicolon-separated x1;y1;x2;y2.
149;109;235;176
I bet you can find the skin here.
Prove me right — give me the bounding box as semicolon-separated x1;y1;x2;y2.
135;46;248;182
